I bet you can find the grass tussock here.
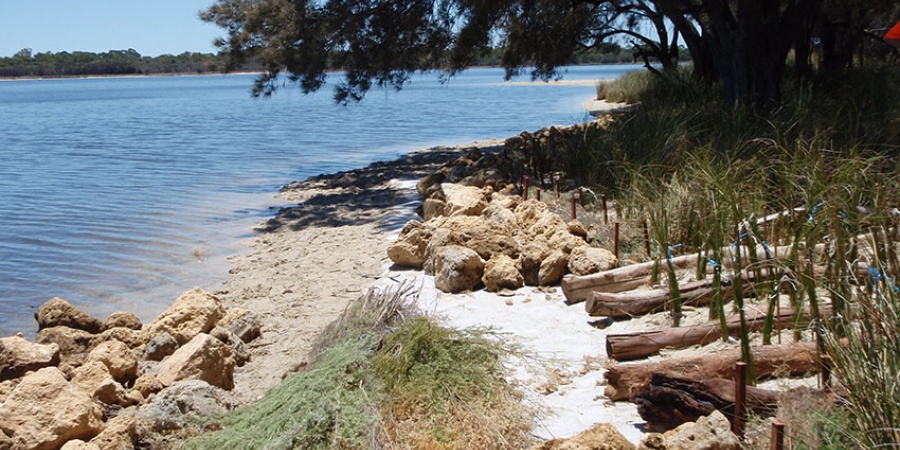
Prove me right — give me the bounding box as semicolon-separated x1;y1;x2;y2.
185;282;534;450
374;318;533;449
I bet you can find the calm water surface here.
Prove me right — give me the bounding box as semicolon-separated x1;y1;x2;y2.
0;65;640;336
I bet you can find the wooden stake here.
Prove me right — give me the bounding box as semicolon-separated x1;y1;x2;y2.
602;193;609;224
734;361;747;439
821;354;832;391
571;195;577;221
536;188;541;201
556;176;560;199
770;420;785;450
579;187;585;207
614;222;620;259
642;220;651;257
523;176;529;200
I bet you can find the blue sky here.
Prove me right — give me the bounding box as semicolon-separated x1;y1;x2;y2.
0;1;222;58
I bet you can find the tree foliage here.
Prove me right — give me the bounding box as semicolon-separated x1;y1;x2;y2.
202;0;900;108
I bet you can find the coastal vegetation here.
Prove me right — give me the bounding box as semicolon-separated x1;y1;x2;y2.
185;283;534;449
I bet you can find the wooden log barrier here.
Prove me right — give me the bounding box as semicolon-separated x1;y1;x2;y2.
604;341;819;402
634;372;781;432
606;305;830;361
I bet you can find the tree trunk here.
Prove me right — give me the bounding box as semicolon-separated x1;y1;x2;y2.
634;372;781;431
604;341;819;401
606;305;831;361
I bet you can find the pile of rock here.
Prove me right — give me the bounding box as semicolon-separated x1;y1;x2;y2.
0;288;261;450
388;150;617;293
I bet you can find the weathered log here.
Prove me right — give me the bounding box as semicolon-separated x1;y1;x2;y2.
562;240;846;305
604;341;819;401
585;277;735;318
606;305;830;361
634;372;781;431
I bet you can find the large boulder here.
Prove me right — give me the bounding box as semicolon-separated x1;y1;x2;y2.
70;361;132;407
34;298;103;334
442;183;488;217
430;215;519;261
422;198;447;221
36;326;94;357
60;440;100;450
0;335;60;381
432;245;485;293
482;255;524;292
481;201;519;231
568;245;617;276
143;332;179;362
156;333;236;390
133;380;237;433
658;410;741;450
514;199;551;229
103;311;143;331
387;221;433;269
416;172;446;199
539;250;569;286
0;367;104;450
131;374;164;400
210;326;251;366
86;339;138;384
87;415;141;450
531;422;636;450
520;242;553;286
142;287;226;345
218;308;262;344
94;327;147;349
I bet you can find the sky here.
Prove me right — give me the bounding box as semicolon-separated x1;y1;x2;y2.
0;1;223;58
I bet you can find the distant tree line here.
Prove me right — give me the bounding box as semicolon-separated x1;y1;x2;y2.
0;44;643;79
0;48;250;78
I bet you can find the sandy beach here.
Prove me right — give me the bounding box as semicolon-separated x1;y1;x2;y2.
211;134;651;443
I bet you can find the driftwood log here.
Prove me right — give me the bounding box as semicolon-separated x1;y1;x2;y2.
561;239;849;305
585;277;737;318
604;341;820;401
606;305;831;361
634;372;781;431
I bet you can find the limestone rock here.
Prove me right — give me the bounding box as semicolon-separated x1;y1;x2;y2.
433;245;485;293
520;242;552;286
36;326;94;358
661;410;741;450
218;308;263;343
568;220;588;238
387;221;432;268
131;374;164;399
423;228;464;275
514;199;551;229
94;327;148;349
104;311;143;331
88;415;140;450
34;298;103;334
134;380;237;433
71;361;131;407
531;422;636;450
156;333;236;390
143;332;179;362
481;201;519;231
142;287;226;345
416;172;445;199
636;433;666;450
442;183;488;217
482;255;525;292
568;245;617;276
422;197;447;221
210;326;251;366
0;367;103;450
60;440;100;450
0;335;60;381
86;339;138;384
539;250;569;286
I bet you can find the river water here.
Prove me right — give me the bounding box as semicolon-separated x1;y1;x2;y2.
0;64;640;336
